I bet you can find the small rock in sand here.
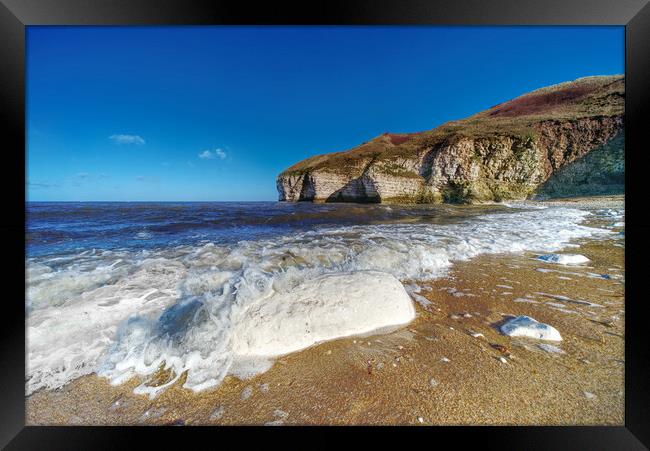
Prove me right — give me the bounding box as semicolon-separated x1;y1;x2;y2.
500;315;562;341
259;383;270;393
498;357;508;364
240;386;253;400
273;409;289;419
441;357;450;363
429;378;439;388
583;391;596;400
417;417;424;423
210;405;224;420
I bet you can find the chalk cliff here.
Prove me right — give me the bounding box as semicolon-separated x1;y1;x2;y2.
277;75;624;203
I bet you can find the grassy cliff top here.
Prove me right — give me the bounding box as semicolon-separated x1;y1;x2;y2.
281;75;624;176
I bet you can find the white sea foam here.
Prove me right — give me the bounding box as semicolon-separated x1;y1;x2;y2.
538;343;565;354
26;255;185;394
26;206;612;395
513;297;539;304
411;293;433;308
537;254;590;265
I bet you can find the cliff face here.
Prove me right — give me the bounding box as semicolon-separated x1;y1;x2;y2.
277;75;624;203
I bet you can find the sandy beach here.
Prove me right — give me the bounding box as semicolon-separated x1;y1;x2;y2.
26;196;624;426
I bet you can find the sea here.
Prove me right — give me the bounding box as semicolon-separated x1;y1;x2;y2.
25;201;624;397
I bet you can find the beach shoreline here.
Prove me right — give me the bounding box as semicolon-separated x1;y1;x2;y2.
26;195;624;426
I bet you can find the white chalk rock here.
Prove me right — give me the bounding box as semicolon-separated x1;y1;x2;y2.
232;271;415;357
537;254;590;265
500;315;562;341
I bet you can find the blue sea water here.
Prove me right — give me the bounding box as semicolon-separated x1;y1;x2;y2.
26;201;496;258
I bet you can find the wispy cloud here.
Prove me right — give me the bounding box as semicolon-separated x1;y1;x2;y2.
109;134;146;145
76;172;90;179
28;181;59;189
198;148;227;160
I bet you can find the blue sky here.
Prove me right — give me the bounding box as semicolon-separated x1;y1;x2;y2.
26;26;624;201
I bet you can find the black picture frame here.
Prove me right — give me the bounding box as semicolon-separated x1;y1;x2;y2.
2;0;649;449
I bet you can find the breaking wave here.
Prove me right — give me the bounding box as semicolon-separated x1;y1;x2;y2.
26;204;616;396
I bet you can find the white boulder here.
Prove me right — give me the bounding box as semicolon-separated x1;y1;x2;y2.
500;315;562;341
232;271;415;357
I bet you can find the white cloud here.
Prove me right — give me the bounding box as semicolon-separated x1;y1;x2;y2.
109;134;145;145
198;148;227;160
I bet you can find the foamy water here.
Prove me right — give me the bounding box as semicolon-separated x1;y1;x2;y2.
26;202;621;396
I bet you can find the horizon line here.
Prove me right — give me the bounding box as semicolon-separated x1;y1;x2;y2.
26;199;281;203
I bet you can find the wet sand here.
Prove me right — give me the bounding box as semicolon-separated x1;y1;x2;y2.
26;196;624;425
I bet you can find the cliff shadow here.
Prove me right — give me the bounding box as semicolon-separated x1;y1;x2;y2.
534;132;624;199
297;173;316;201
325;177;381;203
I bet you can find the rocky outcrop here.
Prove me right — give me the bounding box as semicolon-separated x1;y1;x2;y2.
278;75;624;203
535;132;624;198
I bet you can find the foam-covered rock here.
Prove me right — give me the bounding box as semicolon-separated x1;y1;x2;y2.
232;271;415;357
500;315;562;341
